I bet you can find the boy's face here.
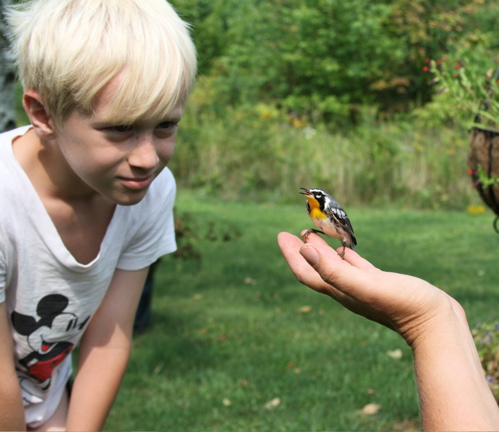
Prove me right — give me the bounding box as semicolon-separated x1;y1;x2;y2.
52;76;183;206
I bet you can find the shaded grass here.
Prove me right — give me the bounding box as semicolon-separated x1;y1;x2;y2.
105;193;499;431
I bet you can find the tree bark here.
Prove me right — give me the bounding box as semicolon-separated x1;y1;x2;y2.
0;0;17;133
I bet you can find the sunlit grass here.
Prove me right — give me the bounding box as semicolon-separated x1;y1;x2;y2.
104;193;498;431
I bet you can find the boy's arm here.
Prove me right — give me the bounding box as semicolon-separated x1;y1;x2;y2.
66;267;149;432
0;302;26;431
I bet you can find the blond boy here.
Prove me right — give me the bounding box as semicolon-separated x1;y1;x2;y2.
0;0;196;429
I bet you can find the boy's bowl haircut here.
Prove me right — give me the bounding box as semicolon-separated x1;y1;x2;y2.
6;0;197;126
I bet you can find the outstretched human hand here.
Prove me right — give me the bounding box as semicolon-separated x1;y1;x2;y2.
277;231;460;346
278;231;499;431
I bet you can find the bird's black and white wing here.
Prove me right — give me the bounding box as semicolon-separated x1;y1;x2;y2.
325;202;357;247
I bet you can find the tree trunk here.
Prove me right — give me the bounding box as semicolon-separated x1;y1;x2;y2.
0;0;17;133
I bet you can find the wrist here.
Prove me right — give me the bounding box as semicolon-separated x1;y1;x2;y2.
405;297;499;430
399;293;464;350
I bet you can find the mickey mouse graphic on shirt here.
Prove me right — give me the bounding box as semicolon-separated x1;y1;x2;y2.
11;294;90;390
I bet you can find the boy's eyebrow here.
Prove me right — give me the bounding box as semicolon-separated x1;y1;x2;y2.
91;120;130;129
162;113;183;122
92;114;183;128
163;108;185;121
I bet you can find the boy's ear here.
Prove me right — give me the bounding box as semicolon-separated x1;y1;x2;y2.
23;90;56;140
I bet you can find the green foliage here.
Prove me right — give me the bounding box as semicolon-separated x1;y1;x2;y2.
472;164;499;189
172;103;476;209
173;210;242;261
104;196;498;431
166;0;499;211
170;0;232;75
171;0;498;120
424;45;499;130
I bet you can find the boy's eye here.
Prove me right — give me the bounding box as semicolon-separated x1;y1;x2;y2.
157;121;176;129
112;125;133;133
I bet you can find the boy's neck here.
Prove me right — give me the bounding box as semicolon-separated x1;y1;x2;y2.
12;128;116;264
13;128;104;204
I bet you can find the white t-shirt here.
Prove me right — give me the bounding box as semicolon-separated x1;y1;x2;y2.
0;126;177;427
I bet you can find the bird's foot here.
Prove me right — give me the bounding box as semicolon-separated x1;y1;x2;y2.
301;229;323;242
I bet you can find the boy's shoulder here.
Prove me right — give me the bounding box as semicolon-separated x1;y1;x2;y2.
0;126;27;181
0;126;36;214
127;166;176;218
149;166;176;196
0;126;31;166
0;125;31;142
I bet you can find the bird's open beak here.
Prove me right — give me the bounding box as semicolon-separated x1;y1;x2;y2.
300;187;312;196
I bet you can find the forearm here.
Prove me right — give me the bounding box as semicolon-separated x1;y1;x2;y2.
66;343;131;431
0;382;26;431
411;300;499;431
65;268;147;431
278;234;499;430
0;303;26;431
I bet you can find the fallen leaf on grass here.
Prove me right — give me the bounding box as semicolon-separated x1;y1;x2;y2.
393;420;421;431
297;305;312;314
264;398;281;410
361;403;382;415
387;349;403;359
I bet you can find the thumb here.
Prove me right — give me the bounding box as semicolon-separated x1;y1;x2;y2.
297;243;367;306
299;244;320;267
299;243;346;285
299;243;372;300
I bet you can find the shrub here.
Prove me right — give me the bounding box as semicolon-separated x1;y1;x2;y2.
472;322;499;403
172;102;476;209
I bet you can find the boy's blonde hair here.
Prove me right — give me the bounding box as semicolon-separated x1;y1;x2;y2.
6;0;197;126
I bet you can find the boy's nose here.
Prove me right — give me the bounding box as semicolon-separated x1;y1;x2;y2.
128;135;160;170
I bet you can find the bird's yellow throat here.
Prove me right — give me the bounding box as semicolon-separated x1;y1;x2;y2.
306;197;327;220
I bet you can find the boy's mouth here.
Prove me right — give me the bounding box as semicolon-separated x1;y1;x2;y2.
119;175;154;190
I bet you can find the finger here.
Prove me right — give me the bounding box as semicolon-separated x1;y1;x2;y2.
299;230;331;247
340;247;378;271
277;232;304;257
299;244;368;307
297;238;374;294
282;236;390;322
301;231;377;271
300;242;378;302
277;233;333;293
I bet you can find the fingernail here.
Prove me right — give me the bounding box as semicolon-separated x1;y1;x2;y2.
300;245;319;266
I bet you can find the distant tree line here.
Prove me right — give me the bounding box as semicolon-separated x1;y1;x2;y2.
171;0;499;123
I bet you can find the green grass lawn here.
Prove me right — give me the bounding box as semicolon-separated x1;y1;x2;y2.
104;191;499;431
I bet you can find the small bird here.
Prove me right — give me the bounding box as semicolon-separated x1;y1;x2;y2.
300;187;357;258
